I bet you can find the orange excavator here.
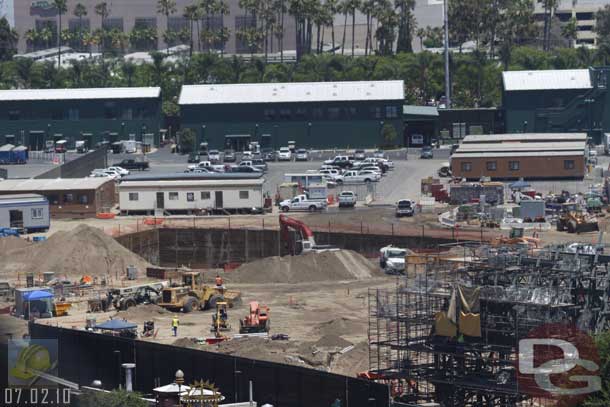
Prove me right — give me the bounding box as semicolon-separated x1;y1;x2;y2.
239;301;270;334
279;214;337;255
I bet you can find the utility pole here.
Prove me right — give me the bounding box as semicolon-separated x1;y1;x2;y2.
443;0;451;108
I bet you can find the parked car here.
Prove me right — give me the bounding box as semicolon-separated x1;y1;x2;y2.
184;167;211;173
230;165;262;173
420;146;433;159
318;169;343;180
223;149;236;162
242;151;253;160
295;149;309;161
335;170;379;184
338;191;357;208
112;159;149;171
354;149;366;160
239;159;267;172
278;147;292;161
279;194;327;212
395;199;414;217
187;152;200;163
208;149;221;163
373;150;385;159
261;148;276;161
106;166;129;176
324;155;352;168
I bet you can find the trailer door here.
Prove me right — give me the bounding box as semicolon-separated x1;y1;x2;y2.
9;210;23;228
215;191;223;208
156;192;164;209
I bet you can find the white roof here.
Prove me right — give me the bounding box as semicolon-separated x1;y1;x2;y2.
452;151;584;159
0;87;161;101
120;179;264;189
462;133;587;143
457;142;586;153
0;194;46;204
502;69;591;91
0;178;113;192
179;80;405;105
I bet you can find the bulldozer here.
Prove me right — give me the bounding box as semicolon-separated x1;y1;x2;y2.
556;203;599;234
157;271;241;313
239;301;270;334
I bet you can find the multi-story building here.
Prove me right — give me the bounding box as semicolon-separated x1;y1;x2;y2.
3;0;296;55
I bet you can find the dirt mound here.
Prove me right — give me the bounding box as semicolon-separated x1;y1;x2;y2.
0;224;151;281
116;304;170;320
313;318;363;337
225;250;381;284
314;334;353;349
0;236;32;254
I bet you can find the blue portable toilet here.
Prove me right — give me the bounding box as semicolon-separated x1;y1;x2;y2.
11;146;28;163
0;143;14;163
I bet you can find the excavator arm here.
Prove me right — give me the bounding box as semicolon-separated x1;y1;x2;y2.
279;214;316;254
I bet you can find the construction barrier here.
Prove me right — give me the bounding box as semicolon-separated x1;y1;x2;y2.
144;218;164;226
96;213;116;219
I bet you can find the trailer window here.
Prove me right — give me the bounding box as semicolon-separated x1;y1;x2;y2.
564;160;575;170
31;208;43;219
509;161;520;171
169;192;179;200
128;193;139;201
63;193;74;203
239;191;249;199
201;191;211;200
460;162;472;172
486;161;497;171
187;192;195;202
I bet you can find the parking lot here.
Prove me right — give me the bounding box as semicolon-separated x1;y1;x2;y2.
111;146;446;204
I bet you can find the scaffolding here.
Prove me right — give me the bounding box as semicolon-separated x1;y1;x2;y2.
368;242;610;406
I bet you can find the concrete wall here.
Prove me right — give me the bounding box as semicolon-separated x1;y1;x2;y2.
117;227;455;268
36;146;108;179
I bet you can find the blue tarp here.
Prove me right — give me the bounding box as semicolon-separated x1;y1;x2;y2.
24;290;54;301
95;319;137;331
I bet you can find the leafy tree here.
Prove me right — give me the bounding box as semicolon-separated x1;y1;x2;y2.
79;389;148;407
583;330;610;406
596;5;610;43
0;17;18;61
381;123;397;147
179;128;196;153
561;17;578;48
395;0;416;53
13;57;35;88
121;61;136;86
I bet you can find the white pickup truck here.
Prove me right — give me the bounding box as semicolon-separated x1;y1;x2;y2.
338;191;357;208
336;170;380;184
188;161;225;172
280;194;327;212
379;245;407;275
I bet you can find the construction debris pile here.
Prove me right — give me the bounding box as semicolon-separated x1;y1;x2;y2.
0;224;151;282
222;250;381;284
368;242;610;406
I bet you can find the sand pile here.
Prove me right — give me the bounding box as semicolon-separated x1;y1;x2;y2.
314;334;353;349
0;236;32;254
225;250;381;284
313;318;363;337
0;224;151;280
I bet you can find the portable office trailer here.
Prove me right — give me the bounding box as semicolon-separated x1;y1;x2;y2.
0;194;49;231
119;179;265;215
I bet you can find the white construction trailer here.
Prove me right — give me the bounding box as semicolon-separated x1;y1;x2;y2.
118;178;265;215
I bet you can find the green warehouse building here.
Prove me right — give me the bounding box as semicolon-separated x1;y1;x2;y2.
178;80;405;150
502;67;609;142
0;87;162;150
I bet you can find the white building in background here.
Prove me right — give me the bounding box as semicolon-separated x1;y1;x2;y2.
118;178;265;215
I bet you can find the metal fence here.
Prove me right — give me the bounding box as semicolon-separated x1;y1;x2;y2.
29;323;388;407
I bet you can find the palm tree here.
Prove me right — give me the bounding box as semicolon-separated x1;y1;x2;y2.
25;29;40;51
157;0;177;52
416;27;425;50
360;0;374;55
73;3;87;51
95;2;110;55
325;0;339;53
183;5;198;57
345;0;360;56
216;0;231;56
52;0;68;68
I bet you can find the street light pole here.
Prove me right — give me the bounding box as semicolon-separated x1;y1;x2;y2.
443;0;451;108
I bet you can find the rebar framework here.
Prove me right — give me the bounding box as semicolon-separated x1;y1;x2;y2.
368;242;610;406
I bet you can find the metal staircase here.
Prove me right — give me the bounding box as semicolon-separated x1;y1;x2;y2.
534;67;609;133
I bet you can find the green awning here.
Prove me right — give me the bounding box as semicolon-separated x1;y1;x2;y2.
403;105;439;117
